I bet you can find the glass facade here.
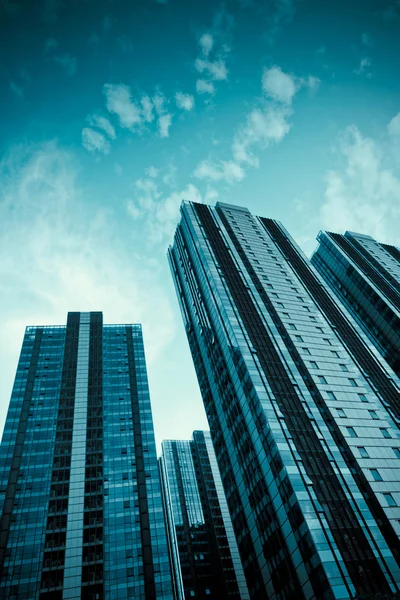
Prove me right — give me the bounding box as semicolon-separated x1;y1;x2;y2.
0;312;174;600
168;201;400;600
159;431;249;600
311;230;400;376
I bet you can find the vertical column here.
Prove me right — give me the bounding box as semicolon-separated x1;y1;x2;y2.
63;313;90;599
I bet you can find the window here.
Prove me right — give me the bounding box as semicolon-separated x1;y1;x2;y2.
323;338;331;345
318;375;327;384
380;428;391;438
369;410;379;420
370;469;383;481
302;348;311;355
309;361;318;369
316;327;324;333
337;408;346;417
358;447;369;458
331;350;340;358
359;394;368;402
346;426;358;438
288;323;297;330
339;364;349;372
349;379;358;387
383;493;397;507
295;335;304;342
393;448;400;458
302;306;310;312
309;316;317;322
327;391;336;401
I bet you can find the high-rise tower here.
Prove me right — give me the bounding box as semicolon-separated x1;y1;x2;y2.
0;312;174;600
168;201;400;600
311;230;400;376
159;430;249;600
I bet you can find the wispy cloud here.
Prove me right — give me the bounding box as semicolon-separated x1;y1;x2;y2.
158;114;172;138
82;128;110;154
88;115;116;139
0;141;176;433
193;65;319;182
196;79;215;95
103;84;142;128
175;92;195;111
353;57;371;77
54;52;77;76
115;34;134;53
388;113;400;136
320;125;400;241
362;32;372;46
44;37;58;53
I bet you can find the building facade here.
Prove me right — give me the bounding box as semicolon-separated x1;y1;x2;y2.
168;201;400;600
0;312;174;600
159;431;249;600
311;230;400;376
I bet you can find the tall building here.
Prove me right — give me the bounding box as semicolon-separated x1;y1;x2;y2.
0;312;174;600
159;431;249;600
311;230;400;376
168;201;400;600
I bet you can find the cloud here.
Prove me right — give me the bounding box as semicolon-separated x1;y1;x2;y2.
194;160;245;183
199;33;213;56
232;105;291;166
195;58;228;81
158;114;172;138
175;92;195;111
320;125;400;242
196;79;215;95
262;65;298;105
353;57;371;76
307;75;321;94
141;96;154;122
10;81;23;98
0;141;176;436
115;34;134;53
82;128;110;154
88;115;116;139
54;53;77;76
103;84;142;128
126;199;142;219
146;166;158;178
388;113;400;136
362;32;372;46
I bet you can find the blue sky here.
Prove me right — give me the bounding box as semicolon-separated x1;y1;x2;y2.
1;0;400;451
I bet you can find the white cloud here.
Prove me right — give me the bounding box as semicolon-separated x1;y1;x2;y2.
354;57;371;76
82;127;110;154
195;58;228;81
194;160;245;183
0;141;176;436
307;74;321;94
232;105;291;166
262;66;298;105
88;115;116;139
146;165;158;178
54;53;77;76
196;79;215;95
320;125;400;241
126;199;142;219
141;96;154;122
153;92;167;116
362;32;372;46
199;33;213;56
388;113;400;136
175;92;195;111
103;84;142;129
158;114;172;138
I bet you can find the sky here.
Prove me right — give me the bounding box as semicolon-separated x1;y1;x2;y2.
1;0;400;453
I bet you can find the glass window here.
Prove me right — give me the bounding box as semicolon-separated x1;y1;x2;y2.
347;427;357;438
327;391;336;401
337;408;346;417
383;493;397;507
393;448;400;458
339;364;348;372
358;447;369;458
369;410;378;420
359;394;368;402
370;469;382;481
309;361;318;369
302;348;311;355
349;379;358;387
318;375;327;384
295;335;303;342
380;428;391;439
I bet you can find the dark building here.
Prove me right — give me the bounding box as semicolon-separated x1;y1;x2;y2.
159;431;249;600
0;312;174;600
311;230;400;376
168;201;400;600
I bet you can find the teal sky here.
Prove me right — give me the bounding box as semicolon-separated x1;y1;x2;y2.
1;0;400;451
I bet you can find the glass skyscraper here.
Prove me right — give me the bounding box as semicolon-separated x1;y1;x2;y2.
159;431;249;600
0;312;174;600
168;201;400;600
311;230;400;377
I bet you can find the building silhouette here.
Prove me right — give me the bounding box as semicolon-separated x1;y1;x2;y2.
0;312;174;600
168;201;400;600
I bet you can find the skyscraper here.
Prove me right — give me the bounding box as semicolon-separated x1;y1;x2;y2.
311;230;400;376
159;431;249;600
168;201;400;600
0;312;174;600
